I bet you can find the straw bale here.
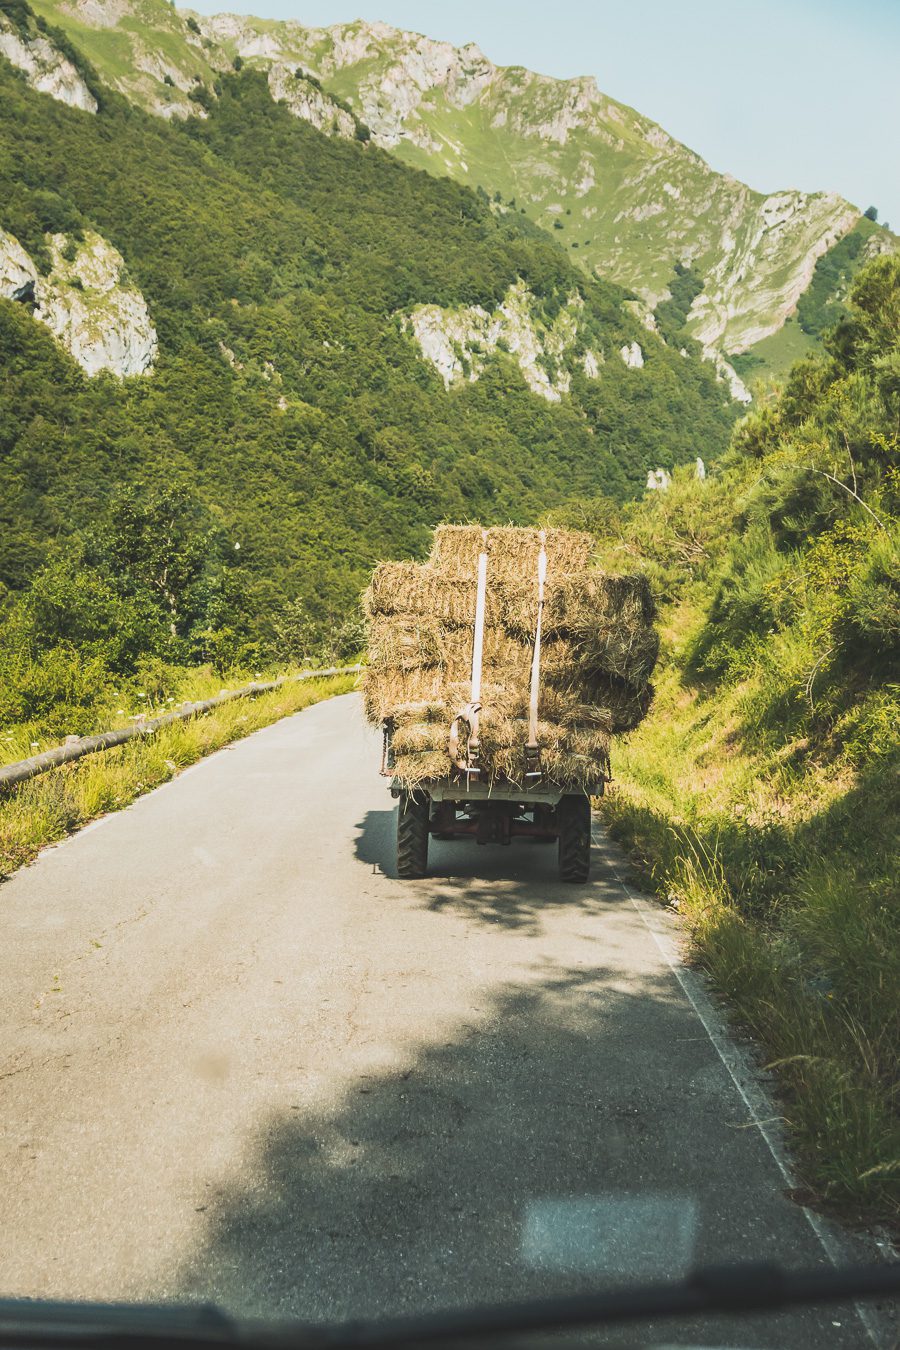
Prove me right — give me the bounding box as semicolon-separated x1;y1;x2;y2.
390;719;448;755
443;681;519;720
486;526;593;580
570;624;660;687
428;524;593;581
389;700;448;726
438;624;567;685
496;573;657;687
558;702;615;734
563;726;612;760
390;750;449;790
367;614;444;673
365;561;437;618
428;524;486;576
541;750;607;789
362;667;446;723
366;563;505;627
552;573;658;685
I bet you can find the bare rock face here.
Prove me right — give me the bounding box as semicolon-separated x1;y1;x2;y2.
267;65;357;139
35;232;157;376
687;191;860;353
620;341;644;369
0;14;97;112
706;349;752;404
0;229;39;302
1;226;156;377
407;280;586;402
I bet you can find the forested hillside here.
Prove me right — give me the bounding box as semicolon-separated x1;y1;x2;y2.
556;255;900;1221
0;8;738;736
2;0;890;748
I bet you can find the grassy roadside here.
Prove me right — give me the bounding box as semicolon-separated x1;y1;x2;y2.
572;258;900;1227
601;604;899;1228
0;671;357;881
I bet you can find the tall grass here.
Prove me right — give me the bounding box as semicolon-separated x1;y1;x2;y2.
0;672;357;880
603;635;899;1224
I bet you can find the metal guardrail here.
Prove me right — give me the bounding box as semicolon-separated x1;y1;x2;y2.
0;664;362;792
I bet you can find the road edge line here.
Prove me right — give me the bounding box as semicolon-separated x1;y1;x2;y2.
592;823;885;1348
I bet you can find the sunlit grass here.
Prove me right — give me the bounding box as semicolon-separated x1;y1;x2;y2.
602;608;900;1224
0;672;357;881
0;662;293;769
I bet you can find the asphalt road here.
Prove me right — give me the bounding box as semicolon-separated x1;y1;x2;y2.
0;693;888;1346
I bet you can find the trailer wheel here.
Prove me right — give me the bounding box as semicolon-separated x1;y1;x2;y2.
397;792;429;879
558;794;591;882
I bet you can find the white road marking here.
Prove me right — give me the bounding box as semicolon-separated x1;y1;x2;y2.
594;824;884;1347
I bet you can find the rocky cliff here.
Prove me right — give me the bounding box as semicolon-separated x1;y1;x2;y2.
0;7;96;110
0;226;157;376
21;0;897;378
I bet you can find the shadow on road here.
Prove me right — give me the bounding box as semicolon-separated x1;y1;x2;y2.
353;807;627;934
172;962;840;1348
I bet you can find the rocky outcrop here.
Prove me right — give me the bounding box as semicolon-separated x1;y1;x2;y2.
0;14;97;112
620;341;644;369
0;226;157;376
687;190;860;353
707;349;752;404
0;229;38;302
624;299;659;335
267;65;357;139
407;280;584;402
36;232;157;375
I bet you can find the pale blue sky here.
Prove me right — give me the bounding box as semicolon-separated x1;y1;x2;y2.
188;0;900;225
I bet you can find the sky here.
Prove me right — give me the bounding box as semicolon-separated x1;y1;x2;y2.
186;0;900;226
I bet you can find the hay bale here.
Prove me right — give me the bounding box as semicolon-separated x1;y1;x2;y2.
365;561;437;618
390;719;448;755
428;524;486;576
552;573;658;686
367;614;444;673
364;522;656;785
443;681;519;720
486;526;593;580
362;667;447;723
366;563;503;627
390;700;448;725
428;524;593;581
558;702;615;734
541;749;607;789
390;749;449;789
563;726;612;760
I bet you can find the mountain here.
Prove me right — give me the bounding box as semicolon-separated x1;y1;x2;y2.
21;0;896;383
0;0;737;716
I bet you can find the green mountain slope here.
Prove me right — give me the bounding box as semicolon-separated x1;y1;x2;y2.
24;0;896;380
0;5;737;730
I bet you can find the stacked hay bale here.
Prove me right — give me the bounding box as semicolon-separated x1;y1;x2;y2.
363;525;658;790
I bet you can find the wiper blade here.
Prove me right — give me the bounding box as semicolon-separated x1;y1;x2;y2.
0;1300;234;1350
333;1262;900;1346
1;1262;898;1349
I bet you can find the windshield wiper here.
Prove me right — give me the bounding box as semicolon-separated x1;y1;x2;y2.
1;1261;897;1348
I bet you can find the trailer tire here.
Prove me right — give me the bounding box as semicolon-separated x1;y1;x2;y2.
558;794;591;882
397;792;429;879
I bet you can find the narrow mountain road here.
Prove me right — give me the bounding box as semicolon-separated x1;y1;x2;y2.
0;694;884;1346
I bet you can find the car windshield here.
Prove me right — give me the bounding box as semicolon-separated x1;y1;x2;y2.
0;1;897;1348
